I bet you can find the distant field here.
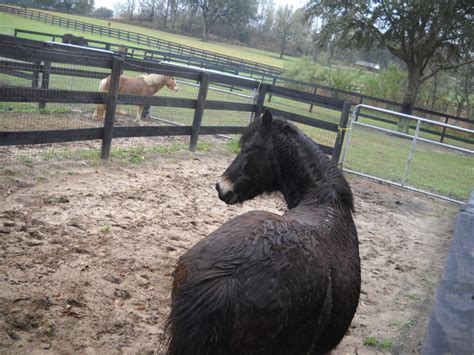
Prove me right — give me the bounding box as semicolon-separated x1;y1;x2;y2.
0;9;297;68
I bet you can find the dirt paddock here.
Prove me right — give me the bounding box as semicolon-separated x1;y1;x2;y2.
0;138;458;354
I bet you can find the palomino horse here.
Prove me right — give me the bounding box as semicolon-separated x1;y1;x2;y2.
93;74;178;123
165;110;361;355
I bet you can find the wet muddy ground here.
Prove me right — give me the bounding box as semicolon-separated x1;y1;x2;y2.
0;138;458;354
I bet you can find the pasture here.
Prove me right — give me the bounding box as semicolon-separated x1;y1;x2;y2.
0;137;457;353
0;10;295;69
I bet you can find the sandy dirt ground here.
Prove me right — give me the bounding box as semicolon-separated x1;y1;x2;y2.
0;137;458;354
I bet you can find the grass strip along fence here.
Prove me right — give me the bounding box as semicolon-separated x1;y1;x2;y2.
8;24;472;147
0;35;349;162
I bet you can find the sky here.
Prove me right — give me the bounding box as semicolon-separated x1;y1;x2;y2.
94;0;307;13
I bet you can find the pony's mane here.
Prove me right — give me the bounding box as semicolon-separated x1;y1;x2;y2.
141;74;169;87
269;117;354;211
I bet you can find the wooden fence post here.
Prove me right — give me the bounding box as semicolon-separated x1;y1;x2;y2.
254;83;268;120
141;105;151;119
440;116;449;143
38;61;51;110
309;86;317;113
32;60;40;89
332;102;351;165
354;96;363;122
100;56;123;160
268;77;277;102
190;72;209;152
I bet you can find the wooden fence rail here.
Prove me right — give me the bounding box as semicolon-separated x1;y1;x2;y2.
0;35;349;163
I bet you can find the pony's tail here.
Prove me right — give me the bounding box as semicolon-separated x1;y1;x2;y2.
98;77;109;92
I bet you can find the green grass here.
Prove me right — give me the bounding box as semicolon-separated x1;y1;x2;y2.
39;148;100;161
225;139;240;154
35;141;212;165
389;320;402;328
0;102;73;114
363;336;393;350
0;10;296;68
343;125;473;200
406;293;420;301
99;224;111;234
357;110;473;150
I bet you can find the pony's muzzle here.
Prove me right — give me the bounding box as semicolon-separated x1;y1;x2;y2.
216;179;237;204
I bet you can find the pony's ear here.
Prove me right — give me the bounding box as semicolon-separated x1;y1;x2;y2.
261;109;273;129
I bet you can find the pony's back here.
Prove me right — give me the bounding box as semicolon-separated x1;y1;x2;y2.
165;211;346;355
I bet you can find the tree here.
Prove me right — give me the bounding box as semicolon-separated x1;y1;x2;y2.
93;6;114;18
451;64;473;117
72;0;95;15
249;0;275;49
139;0;160;21
274;6;296;59
169;0;185;30
55;0;74;12
116;0;138;20
35;0;56;9
188;0;257;41
305;0;473;132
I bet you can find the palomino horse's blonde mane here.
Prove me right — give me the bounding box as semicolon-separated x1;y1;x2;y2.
141;74;169;87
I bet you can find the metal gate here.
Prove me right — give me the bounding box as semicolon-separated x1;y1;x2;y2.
341;105;474;204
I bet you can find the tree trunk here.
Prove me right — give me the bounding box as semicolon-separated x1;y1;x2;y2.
456;100;465;117
163;0;170;28
430;73;438;110
170;1;177;30
279;38;286;59
202;24;209;41
399;66;422;133
327;39;335;65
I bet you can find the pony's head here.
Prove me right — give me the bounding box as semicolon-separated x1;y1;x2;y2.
216;110;281;204
165;76;179;92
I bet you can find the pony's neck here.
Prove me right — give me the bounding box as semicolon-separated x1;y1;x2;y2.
155;75;167;90
274;130;353;211
146;75;167;90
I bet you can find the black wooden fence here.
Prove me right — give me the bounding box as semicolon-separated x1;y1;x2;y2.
270;76;474;145
0;35;349;162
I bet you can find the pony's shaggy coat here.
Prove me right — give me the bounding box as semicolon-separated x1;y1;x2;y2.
165;110;361;355
62;33;88;46
93;74;178;122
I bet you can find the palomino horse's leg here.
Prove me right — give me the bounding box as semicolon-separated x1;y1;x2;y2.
136;105;144;125
93;104;106;120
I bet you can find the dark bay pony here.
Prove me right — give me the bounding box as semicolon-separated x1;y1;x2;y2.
165;110;361;355
62;33;88;46
93;74;178;123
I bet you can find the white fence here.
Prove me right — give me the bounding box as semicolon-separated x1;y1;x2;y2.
341;105;474;204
